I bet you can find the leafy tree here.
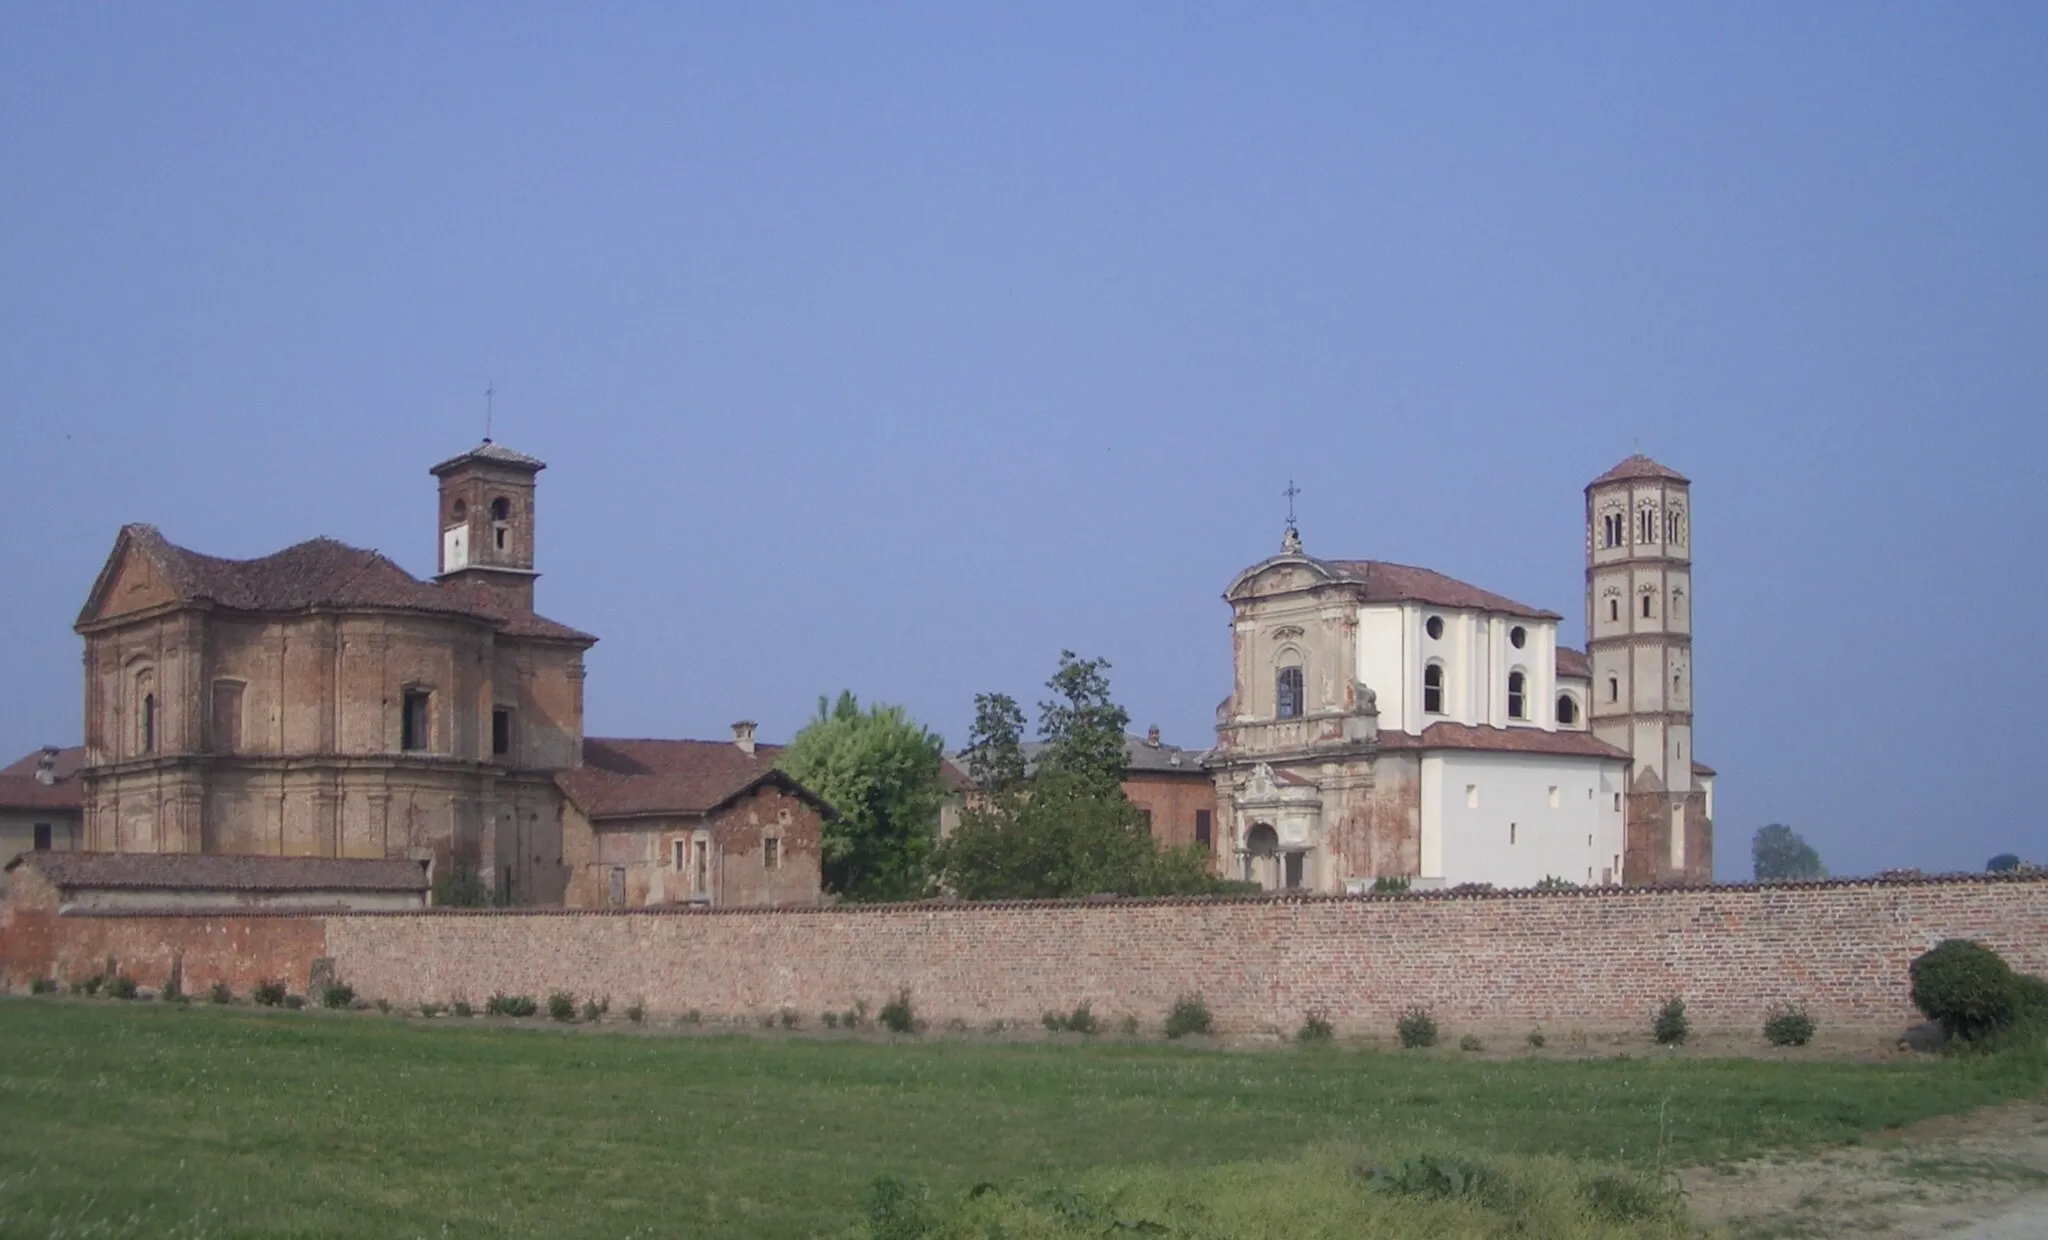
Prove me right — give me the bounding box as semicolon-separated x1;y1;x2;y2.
1988;853;2023;873
935;652;1237;899
777;691;945;902
1752;823;1826;882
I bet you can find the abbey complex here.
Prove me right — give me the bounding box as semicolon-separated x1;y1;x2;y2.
4;443;1709;905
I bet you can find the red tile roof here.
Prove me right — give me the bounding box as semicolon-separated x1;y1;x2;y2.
0;746;86;812
557;737;830;821
430;440;547;475
1378;723;1628;759
81;524;592;643
5;851;429;893
1325;560;1560;620
1588;454;1689;487
1556;646;1591;679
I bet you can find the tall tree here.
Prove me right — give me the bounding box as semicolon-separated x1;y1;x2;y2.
1987;853;2023;873
777;691;945;902
1752;823;1827;881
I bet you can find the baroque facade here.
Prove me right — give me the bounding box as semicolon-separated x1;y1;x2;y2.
1210;454;1713;891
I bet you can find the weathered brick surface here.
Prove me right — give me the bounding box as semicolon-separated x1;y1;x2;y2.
8;876;2043;1034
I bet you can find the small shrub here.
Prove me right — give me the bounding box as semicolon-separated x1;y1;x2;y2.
822;1011;840;1029
683;1008;702;1025
862;1174;932;1240
626;1000;645;1024
838;1009;858;1029
1041;1010;1066;1032
375;998;392;1014
282;994;306;1009
759;1012;777;1029
208;981;233;1005
320;983;356;1010
778;1007;799;1029
419;1002;444;1018
1164;993;1213;1039
72;974;102;996
1459;1033;1484;1052
105;975;139;1001
253;980;287;1007
1534;874;1578;890
582;999;604;1023
1297;1009;1334;1045
1370;875;1412;894
30;977;58;995
1526;1030;1547;1049
1118;1013;1140;1037
855;999;871;1026
1653;997;1690;1046
451;999;474;1018
1396;1007;1438;1049
1764;1005;1816;1047
944;1017;969;1033
878;989;917;1034
486;993;538;1018
161;964;184;1003
1066;1001;1099;1035
1362;1155;1511;1207
547;992;577;1022
1911;939;2020;1043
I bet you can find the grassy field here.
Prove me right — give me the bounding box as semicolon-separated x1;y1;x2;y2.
0;998;2041;1239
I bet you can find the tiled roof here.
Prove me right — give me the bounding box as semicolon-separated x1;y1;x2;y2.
0;745;86;812
1587;454;1689;487
1556;646;1591;679
429;440;547;475
1692;760;1717;777
82;525;593;643
1378;723;1628;760
1324;560;1560;620
557;737;826;820
960;735;1212;785
5;851;429;893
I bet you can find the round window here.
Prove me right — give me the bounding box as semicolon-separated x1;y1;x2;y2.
1426;616;1444;640
1510;626;1527;648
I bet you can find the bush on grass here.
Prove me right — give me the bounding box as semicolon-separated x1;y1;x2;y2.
584;997;609;1023
486;993;538;1018
1459;1034;1484;1052
1164;993;1214;1039
1909;939;2044;1046
1118;1013;1140;1036
822;1011;840;1029
547;992;577;1022
451;999;474;1018
778;1007;799;1029
1764;1005;1816;1047
878;989;918;1034
1396;1007;1437;1049
282;994;306;1009
252;980;287;1007
1297;1009;1335;1046
320;983;356;1010
1042;1002;1100;1035
1527;1030;1547;1049
30;977;57;995
1653;998;1690;1046
105;975;139;1000
626;1000;645;1024
208;981;233;1005
161;963;184;1003
418;1002;444;1018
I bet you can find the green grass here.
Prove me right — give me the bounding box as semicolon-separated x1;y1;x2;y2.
0;998;2041;1239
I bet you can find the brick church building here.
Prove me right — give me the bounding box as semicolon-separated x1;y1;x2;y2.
69;442;826;908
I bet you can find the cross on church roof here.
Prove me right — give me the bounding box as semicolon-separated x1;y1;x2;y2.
1284;479;1301;528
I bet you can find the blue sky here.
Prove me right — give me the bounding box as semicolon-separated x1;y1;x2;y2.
3;4;2043;879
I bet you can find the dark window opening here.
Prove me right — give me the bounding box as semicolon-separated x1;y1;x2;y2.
1642;593;1654;618
1423;663;1445;714
1608;676;1620;702
492;708;512;758
490;496;511;520
490;497;511;552
1425;615;1444;640
1507;671;1527;719
452;498;467;521
1510;626;1526;649
1639;508;1657;543
401;690;431;752
33;823;52;851
1194;809;1212;848
1138;807;1154;832
1284;852;1304;889
212;681;243;753
1557;695;1578;725
1275;666;1303;719
694;839;709;895
1608;597;1619;621
764;837;780;870
141;693;156;754
1510;822;1517;845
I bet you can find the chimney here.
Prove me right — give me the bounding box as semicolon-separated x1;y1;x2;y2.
34;747;57;786
731;721;757;756
1145;725;1161;748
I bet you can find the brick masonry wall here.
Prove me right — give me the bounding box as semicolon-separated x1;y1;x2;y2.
7;875;2044;1034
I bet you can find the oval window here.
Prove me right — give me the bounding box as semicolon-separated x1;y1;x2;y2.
1510;626;1527;648
1426;616;1444;640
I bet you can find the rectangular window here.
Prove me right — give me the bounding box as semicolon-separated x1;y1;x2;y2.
1138;807;1154;832
1465;784;1479;809
672;839;686;870
211;681;243;753
1510;822;1517;845
1283;852;1304;889
1642;593;1654;619
1613;793;1622;811
33;823;52;851
764;837;780;870
401;690;431;752
1548;786;1560;809
607;866;625;907
1275;667;1303;719
694;839;709;895
492;707;512;758
1194;809;1212;848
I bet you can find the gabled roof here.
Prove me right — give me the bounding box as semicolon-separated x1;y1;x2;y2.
1378;723;1628;760
1587;454;1688;488
5;851;429;893
557;737;834;821
1325;560;1560;620
76;524;593;643
1556;646;1591;679
0;745;86;812
430;440;547;475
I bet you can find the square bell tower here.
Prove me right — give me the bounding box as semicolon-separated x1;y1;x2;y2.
430;440;545;612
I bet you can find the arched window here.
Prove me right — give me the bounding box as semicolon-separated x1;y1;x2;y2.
490;496;511;520
490;496;512;551
131;665;157;756
1423;663;1445;714
141;693;156;754
1641;592;1655;619
1275;666;1303;720
1600;512;1624;549
1507;671;1527;720
1607;676;1620;702
1638;507;1658;544
1556;694;1578;725
1608;598;1620;621
451;498;467;521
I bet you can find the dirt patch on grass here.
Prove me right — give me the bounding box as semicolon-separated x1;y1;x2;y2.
1682;1100;2048;1237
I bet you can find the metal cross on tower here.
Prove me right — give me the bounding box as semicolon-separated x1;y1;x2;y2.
1284;479;1301;528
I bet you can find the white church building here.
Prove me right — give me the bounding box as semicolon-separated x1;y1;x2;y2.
1208;454;1713;892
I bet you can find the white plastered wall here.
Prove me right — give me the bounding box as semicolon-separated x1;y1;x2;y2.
1422;751;1627;887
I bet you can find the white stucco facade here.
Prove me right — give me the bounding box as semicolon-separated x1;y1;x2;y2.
1418;751;1627;888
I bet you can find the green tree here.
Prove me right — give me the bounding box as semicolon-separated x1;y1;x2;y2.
1987;853;2023;873
936;652;1242;899
777;691;945;902
1752;823;1827;882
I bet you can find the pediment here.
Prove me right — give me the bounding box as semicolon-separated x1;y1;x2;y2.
77;531;181;628
1224;555;1341;603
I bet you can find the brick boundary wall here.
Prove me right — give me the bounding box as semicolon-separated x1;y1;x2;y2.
5;875;2044;1035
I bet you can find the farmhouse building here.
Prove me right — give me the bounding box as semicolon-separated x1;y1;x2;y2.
1211;454;1713;891
0;746;85;869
